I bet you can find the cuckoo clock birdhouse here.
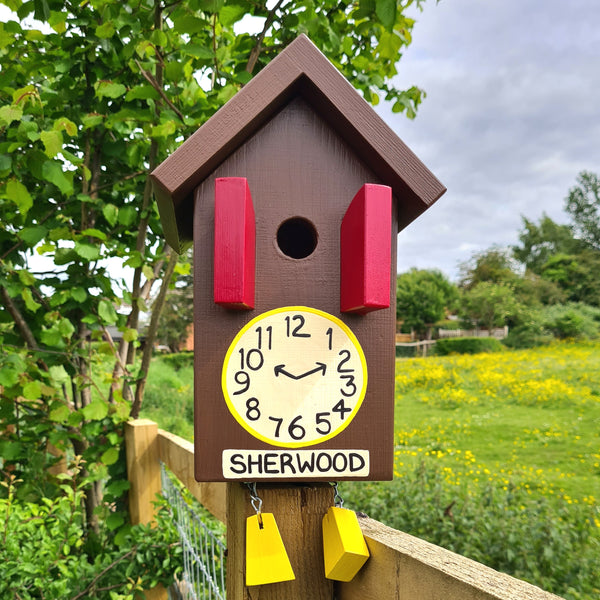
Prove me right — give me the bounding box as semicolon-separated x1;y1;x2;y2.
151;35;445;482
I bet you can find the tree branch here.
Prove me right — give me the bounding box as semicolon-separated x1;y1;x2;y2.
0;286;48;371
130;248;178;418
245;0;287;74
134;59;184;121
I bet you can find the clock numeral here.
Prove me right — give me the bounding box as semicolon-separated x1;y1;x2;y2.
340;374;357;397
233;370;250;395
333;398;352;420
239;348;264;371
269;416;283;437
288;415;306;440
255;325;272;350
337;349;354;373
326;327;333;351
285;314;311;338
245;397;261;421
315;412;331;435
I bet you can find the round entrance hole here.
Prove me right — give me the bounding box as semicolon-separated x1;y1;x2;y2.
276;217;318;259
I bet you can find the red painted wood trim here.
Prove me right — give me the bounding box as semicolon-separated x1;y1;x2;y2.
341;184;392;314
214;177;255;309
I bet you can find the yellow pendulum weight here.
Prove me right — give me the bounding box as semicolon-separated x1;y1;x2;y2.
322;483;370;582
245;484;295;587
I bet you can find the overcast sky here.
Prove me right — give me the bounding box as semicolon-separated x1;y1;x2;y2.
382;0;600;281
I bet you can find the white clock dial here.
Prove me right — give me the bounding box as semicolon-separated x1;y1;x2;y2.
221;306;367;448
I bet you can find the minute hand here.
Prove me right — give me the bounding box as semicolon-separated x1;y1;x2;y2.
274;362;327;380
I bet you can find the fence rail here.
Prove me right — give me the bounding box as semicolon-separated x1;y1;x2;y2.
125;419;563;600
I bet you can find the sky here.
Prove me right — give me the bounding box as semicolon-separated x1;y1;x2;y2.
382;0;600;281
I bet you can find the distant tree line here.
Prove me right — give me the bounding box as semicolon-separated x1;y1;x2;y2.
396;170;600;346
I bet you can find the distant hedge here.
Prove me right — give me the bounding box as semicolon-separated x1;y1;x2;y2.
434;337;504;355
158;351;194;370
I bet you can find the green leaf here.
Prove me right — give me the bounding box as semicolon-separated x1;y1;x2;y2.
102;203;118;226
199;0;224;12
98;299;118;324
184;44;214;60
74;241;101;261
82;114;104;129
71;287;87;303
40;129;63;158
220;3;247;27
101;447;119;466
0;366;19;387
53;117;78;137
117;205;137;226
18;270;36;286
49;365;70;385
18;225;48;246
6;179;33;215
96;21;115;39
125;85;160;102
123;328;138;342
81;228;107;241
95;80;127;99
41;161;73;195
150;120;177;138
82;399;109;421
106;512;125;531
0;154;11;175
376;0;396;31
49;401;71;422
22;380;42;400
172;14;206;35
58;318;75;339
21;287;41;312
0;104;23;127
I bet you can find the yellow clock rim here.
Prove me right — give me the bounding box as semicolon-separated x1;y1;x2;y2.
221;306;368;448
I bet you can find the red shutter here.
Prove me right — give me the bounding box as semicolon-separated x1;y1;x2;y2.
341;184;392;314
214;177;255;309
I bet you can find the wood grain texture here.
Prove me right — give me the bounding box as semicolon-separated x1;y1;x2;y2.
338;517;564;600
125;419;161;526
227;482;334;600
214;177;255;309
193;97;397;482
151;34;445;251
157;429;227;523
341;184;391;314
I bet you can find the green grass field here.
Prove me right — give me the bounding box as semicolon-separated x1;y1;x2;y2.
142;342;600;599
392;342;600;505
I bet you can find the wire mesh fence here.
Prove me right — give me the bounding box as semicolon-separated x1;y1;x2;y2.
160;463;226;600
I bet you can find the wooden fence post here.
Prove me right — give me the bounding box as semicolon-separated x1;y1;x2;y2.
227;482;335;600
124;419;167;600
125;419;162;525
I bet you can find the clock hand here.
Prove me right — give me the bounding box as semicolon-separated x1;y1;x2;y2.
274;362;327;380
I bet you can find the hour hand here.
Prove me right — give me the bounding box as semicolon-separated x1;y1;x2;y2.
274;362;327;380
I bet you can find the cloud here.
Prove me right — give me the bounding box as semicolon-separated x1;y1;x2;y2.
383;0;600;280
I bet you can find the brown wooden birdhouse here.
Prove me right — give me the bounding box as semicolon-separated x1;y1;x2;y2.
151;35;445;483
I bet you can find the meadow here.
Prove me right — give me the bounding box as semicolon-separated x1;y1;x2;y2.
142;342;600;599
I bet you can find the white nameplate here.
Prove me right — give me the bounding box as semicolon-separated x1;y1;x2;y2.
222;449;370;479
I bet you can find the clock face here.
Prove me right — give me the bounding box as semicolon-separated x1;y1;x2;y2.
222;306;367;448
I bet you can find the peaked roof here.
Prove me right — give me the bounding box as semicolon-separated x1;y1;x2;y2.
151;34;446;253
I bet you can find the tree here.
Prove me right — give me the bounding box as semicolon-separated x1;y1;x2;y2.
396;269;458;339
459;282;518;333
458;246;519;290
156;265;194;352
540;251;600;307
565;171;600;250
0;0;433;547
512;214;585;274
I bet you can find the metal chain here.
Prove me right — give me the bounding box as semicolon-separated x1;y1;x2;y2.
246;482;264;527
332;482;344;508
